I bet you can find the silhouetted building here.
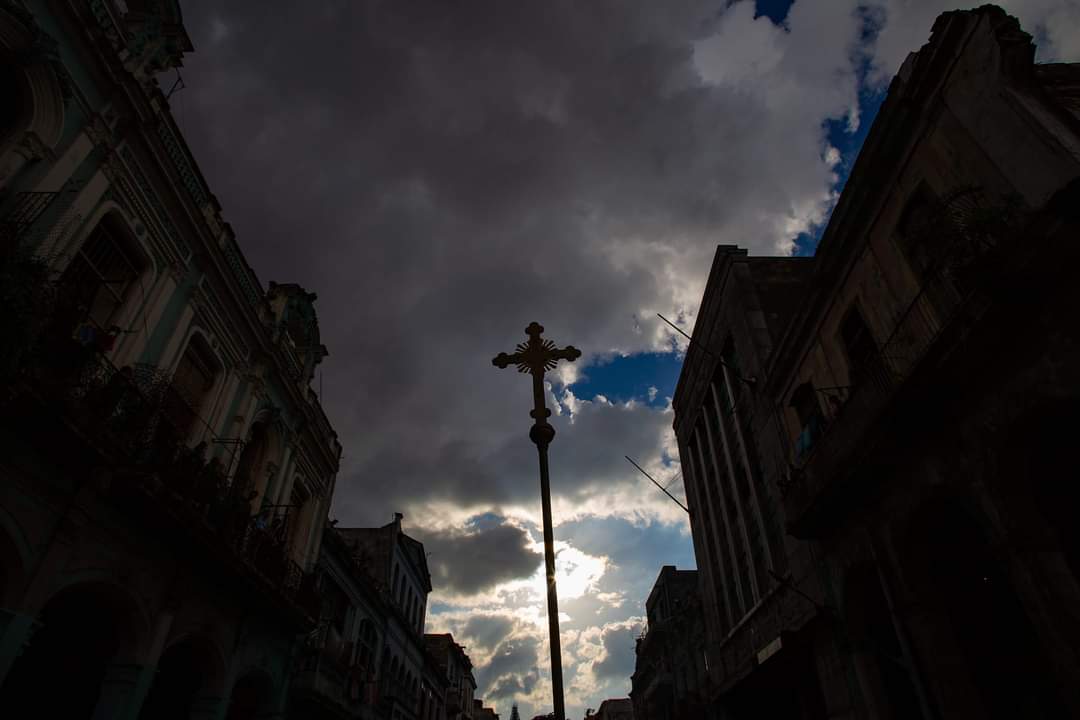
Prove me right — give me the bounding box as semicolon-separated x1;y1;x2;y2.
673;245;823;718
472;698;499;719
0;1;342;717
424;632;478;720
291;525;449;720
337;516;442;720
630;567;707;720
676;5;1080;719
587;698;633;720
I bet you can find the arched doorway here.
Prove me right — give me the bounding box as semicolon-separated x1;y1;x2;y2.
225;670;273;720
902;498;1066;718
0;582;143;718
138;637;224;720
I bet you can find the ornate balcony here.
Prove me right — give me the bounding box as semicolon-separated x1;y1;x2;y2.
780;189;1022;537
1;271;322;626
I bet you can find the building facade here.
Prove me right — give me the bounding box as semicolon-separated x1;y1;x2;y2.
587;698;633;720
675;6;1080;719
339;516;442;720
472;699;499;719
0;1;342;718
424;632;478;720
630;567;707;720
672;248;826;718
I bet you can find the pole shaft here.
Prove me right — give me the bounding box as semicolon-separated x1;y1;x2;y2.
536;440;566;720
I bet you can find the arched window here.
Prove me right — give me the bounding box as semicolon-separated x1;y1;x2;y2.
168;334;221;437
56;213;149;343
287;482;313;563
232;420;281;507
357;619;376;671
789;381;824;458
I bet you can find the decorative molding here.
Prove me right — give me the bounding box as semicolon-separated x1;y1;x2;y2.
116;145;190;262
155;120;209;206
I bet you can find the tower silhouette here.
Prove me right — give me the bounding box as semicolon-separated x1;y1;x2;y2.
509;703;521;720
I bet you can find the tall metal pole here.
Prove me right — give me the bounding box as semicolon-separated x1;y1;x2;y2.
530;375;565;720
493;322;579;720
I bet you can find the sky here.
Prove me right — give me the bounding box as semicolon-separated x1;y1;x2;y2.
167;1;1080;716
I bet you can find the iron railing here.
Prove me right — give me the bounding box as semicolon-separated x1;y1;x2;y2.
3;281;322;622
0;191;59;244
780;262;976;526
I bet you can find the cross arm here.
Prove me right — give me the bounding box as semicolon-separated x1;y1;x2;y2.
492;351;525;369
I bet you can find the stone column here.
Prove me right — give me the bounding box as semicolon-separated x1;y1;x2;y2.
266;443;296;508
0;609;38;688
91;662;156;720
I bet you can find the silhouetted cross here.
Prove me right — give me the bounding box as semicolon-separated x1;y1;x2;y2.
491;321;580;720
492;322;581;444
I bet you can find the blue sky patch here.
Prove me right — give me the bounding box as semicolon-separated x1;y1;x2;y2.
569;351;683;408
791;3;888;258
754;0;794;25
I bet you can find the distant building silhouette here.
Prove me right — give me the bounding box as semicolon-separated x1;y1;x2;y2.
671;5;1080;719
424;631;478;719
586;698;633;720
631;567;706;719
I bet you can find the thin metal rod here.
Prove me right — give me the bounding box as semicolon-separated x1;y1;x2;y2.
662;470;683;491
657;312;698;348
625;456;690;514
657;313;756;386
767;568;829;613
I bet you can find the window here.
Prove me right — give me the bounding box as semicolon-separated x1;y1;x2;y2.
288;483;312;558
169;335;220;435
896;183;941;278
233;421;270;497
58;216;144;333
839;304;881;388
790;381;824;458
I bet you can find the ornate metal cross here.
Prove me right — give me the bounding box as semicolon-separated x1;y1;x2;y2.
492;321;580;720
493;322;581;442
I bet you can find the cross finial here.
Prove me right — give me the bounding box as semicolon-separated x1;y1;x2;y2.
492;322;581;440
492;322;581;377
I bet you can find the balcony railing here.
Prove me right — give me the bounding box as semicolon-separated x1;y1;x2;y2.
781;261;976;534
0;191;59;244
2;275;322;623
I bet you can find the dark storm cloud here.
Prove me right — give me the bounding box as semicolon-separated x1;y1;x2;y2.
171;0;846;527
591;621;644;681
488;670;540;702
410;520;542;595
462;614;516;651
479;635;542;698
